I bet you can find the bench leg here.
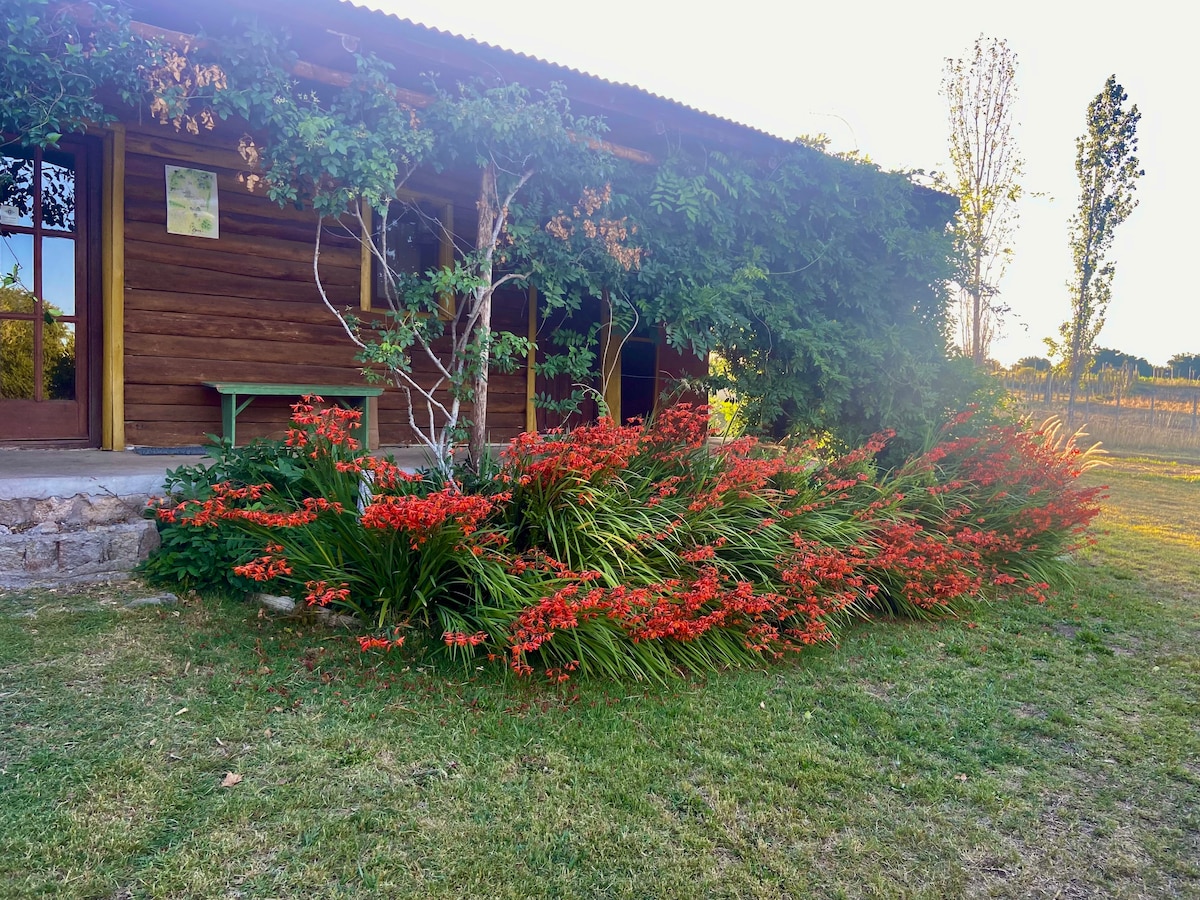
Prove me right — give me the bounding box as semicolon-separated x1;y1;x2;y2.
358;396;373;450
221;394;236;447
332;397;372;450
222;394;257;447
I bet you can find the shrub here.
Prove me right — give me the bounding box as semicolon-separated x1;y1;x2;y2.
137;436;307;596
143;399;1104;682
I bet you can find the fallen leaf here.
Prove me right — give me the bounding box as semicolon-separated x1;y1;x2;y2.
220;772;243;788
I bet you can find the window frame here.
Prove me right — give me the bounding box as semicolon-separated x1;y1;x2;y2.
360;190;455;319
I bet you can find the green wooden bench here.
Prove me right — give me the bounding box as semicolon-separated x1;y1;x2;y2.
203;382;384;447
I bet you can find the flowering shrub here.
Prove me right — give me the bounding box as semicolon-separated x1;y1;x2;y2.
144;399;1104;682
137;436;309;596
148;398;527;640
869;411;1107;614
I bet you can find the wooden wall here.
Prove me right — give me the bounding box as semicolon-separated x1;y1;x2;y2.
119;125;527;447
655;327;709;409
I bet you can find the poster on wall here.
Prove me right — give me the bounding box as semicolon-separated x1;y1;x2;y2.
165;165;219;239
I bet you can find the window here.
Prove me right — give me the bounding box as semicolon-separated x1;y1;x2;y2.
1;143;80;402
0;135;97;444
363;193;454;317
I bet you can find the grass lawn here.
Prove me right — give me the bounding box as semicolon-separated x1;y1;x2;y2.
1;456;1197;899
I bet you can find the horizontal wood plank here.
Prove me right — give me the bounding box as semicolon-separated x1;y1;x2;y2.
124;220;360;270
126;308;355;344
124;259;359;304
124;196;357;248
124;129;250;170
204;381;382;397
126;332;361;367
126;289;337;323
125;354;366;387
125;238;358;286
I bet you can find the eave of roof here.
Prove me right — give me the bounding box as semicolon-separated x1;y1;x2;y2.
138;0;798;155
131;0;956;221
333;0;792;145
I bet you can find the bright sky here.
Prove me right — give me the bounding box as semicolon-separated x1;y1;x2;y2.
368;0;1193;367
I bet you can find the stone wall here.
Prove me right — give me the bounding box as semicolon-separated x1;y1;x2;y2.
0;493;160;588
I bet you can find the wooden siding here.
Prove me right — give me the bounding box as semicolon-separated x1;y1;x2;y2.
120;125;527;447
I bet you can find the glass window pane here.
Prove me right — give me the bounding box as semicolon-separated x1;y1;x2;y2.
46;320;76;400
382;203;441;275
0;233;35;294
0;318;37;399
0;282;36;317
42;237;76;315
40;151;76;232
0;152;35;228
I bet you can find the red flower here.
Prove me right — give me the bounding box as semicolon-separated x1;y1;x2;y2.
361;490;499;547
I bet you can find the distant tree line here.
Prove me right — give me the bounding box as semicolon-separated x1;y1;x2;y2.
1011;348;1200;380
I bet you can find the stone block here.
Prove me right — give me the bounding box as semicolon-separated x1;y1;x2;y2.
138;524;161;559
0;537;26;572
21;536;60;572
0;499;36;529
253;592;297;613
57;535;105;575
126;592;178;608
81;494;150;527
104;528;143;565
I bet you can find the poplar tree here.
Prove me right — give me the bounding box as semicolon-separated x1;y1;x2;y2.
941;36;1023;366
1052;75;1143;424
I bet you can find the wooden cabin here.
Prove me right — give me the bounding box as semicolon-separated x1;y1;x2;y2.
0;0;813;449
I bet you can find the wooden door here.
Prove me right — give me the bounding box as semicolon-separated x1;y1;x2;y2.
0;138;100;444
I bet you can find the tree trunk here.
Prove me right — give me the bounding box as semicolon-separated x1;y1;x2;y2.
468;162;499;470
971;250;984;366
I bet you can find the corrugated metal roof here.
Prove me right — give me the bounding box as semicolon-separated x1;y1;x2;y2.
325;0;793;147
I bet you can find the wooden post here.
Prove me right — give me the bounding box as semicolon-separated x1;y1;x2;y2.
359;201;373;311
467;163;498;468
101;125;126;451
525;287;537;434
357;203;378;448
600;292;622;420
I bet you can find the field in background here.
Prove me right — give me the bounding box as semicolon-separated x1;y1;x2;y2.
1006;372;1200;460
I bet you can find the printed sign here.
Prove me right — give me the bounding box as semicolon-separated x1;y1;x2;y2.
165;165;219;239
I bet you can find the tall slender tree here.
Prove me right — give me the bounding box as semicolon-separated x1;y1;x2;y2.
941;35;1024;366
1050;75;1143;424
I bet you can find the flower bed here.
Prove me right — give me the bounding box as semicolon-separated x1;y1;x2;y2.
143;399;1105;681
